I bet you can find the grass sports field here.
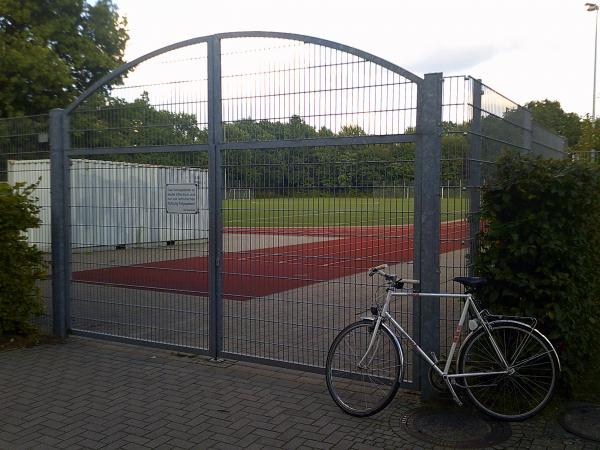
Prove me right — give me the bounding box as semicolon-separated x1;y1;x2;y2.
223;197;467;227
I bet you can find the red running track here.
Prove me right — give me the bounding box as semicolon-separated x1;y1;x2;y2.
73;221;468;301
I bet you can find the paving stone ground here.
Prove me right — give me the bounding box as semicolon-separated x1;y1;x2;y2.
0;337;598;450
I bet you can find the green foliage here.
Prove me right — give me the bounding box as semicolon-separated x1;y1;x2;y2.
0;0;128;116
0;115;50;182
441;132;469;183
72;92;208;146
571;116;600;158
475;153;600;390
221;120;417;197
0;182;46;335
223;114;326;142
525;100;582;148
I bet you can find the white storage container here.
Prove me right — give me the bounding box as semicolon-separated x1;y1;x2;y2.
8;159;209;252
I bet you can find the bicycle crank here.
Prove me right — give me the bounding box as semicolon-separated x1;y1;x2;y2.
428;360;449;393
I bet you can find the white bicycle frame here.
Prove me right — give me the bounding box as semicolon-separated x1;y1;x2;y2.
359;285;512;405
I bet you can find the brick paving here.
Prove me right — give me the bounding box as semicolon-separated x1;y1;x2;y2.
0;337;598;450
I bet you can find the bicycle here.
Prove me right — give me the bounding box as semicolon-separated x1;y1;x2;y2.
325;264;560;421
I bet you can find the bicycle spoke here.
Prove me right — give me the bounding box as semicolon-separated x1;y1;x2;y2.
464;375;503;388
477;339;504;367
362;360;400;370
509;330;534;367
508;374;541;408
362;372;368;411
326;321;401;417
513;371;552;396
459;324;557;420
512;350;552;369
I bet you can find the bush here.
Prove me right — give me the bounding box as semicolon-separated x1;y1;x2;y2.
0;182;46;335
475;153;600;391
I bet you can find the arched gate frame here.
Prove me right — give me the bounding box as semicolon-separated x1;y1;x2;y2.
49;32;443;391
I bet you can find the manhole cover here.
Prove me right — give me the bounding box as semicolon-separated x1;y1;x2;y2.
390;406;512;448
559;404;600;442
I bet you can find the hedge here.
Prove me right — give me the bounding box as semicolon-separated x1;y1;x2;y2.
0;182;46;336
475;153;600;390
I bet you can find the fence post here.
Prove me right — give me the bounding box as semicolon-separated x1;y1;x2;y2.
49;109;70;337
414;73;442;399
208;36;224;360
468;79;482;276
63;114;72;331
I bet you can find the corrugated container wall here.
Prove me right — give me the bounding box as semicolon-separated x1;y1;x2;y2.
8;159;209;252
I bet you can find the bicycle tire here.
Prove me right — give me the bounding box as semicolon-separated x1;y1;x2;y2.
457;321;558;421
325;319;402;417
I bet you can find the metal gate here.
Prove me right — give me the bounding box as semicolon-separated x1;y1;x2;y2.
49;32;453;389
1;33;567;393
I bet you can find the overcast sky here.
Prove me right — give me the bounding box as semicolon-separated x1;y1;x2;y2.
114;0;594;117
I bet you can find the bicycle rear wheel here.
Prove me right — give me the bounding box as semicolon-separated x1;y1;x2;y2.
457;321;558;421
326;319;402;417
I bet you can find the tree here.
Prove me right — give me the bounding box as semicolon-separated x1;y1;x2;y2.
0;0;128;117
566;115;600;165
525;100;582;148
69;91;209;168
338;124;366;137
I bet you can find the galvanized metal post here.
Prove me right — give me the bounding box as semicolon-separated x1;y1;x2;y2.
207;36;224;360
63;114;72;330
468;79;482;276
49;109;69;337
414;73;442;399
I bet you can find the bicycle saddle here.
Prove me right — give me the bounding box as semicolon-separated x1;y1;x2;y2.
453;276;487;289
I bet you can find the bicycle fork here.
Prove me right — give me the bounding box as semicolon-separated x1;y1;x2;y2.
358;287;396;369
358;294;467;405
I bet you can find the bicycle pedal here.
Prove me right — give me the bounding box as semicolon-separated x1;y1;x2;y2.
430;352;438;363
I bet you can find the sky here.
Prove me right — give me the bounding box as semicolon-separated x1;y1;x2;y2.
114;0;595;118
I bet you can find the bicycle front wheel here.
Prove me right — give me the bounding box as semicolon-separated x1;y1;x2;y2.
458;321;558;421
326;319;402;417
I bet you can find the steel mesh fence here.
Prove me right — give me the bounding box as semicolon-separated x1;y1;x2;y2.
439;76;472;359
1;33;569;389
573;150;599;162
69;42;209;151
221;143;417;378
68;152;210;350
220;37;418;141
64;42;212;351
438;76;566;358
215;35;422;383
532;122;568;158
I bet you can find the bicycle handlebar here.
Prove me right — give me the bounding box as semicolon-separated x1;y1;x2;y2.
368;265;419;285
370;264;389;272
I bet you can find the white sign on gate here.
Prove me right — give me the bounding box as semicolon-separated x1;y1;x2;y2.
166;183;198;214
